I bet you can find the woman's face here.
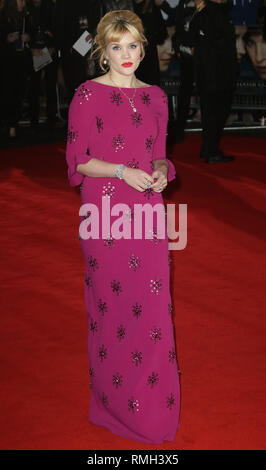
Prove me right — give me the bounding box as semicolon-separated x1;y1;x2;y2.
16;0;26;11
246;33;266;80
157;26;175;72
105;31;142;78
235;26;247;63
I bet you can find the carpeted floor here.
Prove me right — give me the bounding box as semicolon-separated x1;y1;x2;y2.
0;133;265;450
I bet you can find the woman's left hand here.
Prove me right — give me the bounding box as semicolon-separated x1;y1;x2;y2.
150;167;168;193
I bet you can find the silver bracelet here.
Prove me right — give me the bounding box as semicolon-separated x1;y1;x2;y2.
115;163;127;180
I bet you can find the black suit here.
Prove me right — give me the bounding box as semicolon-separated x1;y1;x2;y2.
190;0;237;157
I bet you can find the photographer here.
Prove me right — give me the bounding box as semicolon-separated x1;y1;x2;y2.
28;0;57;132
1;0;31;139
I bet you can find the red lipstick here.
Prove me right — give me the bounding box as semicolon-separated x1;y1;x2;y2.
122;62;133;67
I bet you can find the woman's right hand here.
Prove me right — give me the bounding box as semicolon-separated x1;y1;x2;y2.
123;167;154;192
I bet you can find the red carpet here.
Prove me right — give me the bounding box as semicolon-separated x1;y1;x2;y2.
0;134;265;450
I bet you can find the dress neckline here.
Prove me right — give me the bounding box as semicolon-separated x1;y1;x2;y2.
88;80;156;90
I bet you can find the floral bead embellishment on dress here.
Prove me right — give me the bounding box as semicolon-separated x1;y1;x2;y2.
168;347;176;364
97;298;108;316
110;90;123;106
140;92;151;106
117;324;126;341
145;135;154;152
112;134;125;152
143;187;154;199
98;344;107;362
102;182;115;198
131;350;143;367
96;116;103;133
103;234;115;249
83;210;91;220
67;126;78;144
128;253;140;271
123;206;134;222
127;158;139;168
149;326;162;344
77;84;92;104
88;255;99;271
147;372;159;388
166;393;175;410
148;228;162;245
131;112;143;127
90;319;98;335
128;397;140;413
112;373;123;389
132;302;142;319
150;277;163;294
111;280;122;295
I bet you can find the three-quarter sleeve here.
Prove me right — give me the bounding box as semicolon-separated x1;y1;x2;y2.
66;83;94;186
152;88;176;182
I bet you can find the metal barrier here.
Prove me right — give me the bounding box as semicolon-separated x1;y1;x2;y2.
161;78;266;121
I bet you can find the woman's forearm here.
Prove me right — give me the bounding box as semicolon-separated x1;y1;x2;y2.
77;157;169;180
77;157;120;178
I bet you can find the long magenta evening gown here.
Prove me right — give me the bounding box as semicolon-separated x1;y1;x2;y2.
66;79;180;444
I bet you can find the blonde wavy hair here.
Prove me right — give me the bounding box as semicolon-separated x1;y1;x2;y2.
90;10;148;73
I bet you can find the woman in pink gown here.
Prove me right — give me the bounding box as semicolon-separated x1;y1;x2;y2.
66;9;180;444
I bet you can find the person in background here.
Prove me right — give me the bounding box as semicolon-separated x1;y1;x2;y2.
235;24;247;65
172;0;197;143
28;0;57;132
0;0;6;135
156;23;175;73
101;0;134;14
243;26;266;80
190;0;237;163
1;0;32;139
133;0;168;85
55;0;101;103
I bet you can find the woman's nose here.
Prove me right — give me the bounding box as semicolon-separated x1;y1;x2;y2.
121;48;130;59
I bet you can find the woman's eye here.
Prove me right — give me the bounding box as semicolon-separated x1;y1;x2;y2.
130;44;137;49
113;46;120;50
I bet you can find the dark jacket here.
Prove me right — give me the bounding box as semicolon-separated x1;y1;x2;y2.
28;0;56;49
172;0;196;56
190;0;237;92
133;0;167;85
0;9;31;56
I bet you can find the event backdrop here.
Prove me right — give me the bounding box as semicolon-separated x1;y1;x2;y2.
157;0;266;123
